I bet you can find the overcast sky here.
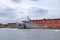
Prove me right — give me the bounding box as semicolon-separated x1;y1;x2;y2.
0;0;60;24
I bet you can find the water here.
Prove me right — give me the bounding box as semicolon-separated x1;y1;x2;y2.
0;28;60;40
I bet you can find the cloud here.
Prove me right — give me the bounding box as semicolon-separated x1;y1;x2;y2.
30;0;39;1
0;0;60;23
0;7;18;18
30;7;48;14
28;7;48;19
11;0;22;3
0;6;22;23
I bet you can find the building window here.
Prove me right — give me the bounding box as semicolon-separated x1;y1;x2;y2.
54;21;58;24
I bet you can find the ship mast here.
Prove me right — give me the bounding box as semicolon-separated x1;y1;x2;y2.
27;16;30;21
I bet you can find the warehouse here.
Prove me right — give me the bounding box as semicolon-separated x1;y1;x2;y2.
30;19;60;29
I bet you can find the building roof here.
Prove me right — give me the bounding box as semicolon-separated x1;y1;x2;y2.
30;18;60;21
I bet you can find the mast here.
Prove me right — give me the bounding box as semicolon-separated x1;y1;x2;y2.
27;16;30;21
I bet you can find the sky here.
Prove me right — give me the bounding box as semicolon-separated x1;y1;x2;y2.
0;0;60;24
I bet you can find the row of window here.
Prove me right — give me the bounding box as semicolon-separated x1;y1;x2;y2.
33;21;60;24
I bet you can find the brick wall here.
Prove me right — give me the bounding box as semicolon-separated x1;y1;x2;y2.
30;19;60;28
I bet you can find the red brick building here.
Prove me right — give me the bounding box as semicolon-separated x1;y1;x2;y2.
30;19;60;29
